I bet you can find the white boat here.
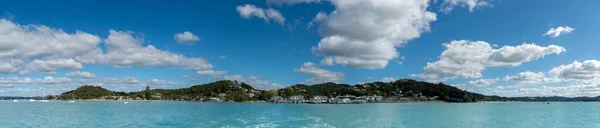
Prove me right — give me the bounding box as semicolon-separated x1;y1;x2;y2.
39;100;49;102
68;101;76;103
124;102;129;104
12;100;18;102
29;99;36;102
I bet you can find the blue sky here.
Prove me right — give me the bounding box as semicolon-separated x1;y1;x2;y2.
1;0;600;97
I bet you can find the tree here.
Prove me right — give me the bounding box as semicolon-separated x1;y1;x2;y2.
266;90;278;97
145;86;152;100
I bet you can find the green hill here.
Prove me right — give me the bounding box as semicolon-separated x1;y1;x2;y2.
56;85;115;100
54;79;509;102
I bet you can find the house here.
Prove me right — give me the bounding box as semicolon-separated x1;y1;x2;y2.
340;98;352;104
247;92;255;97
208;97;220;101
336;94;357;100
311;96;328;104
289;95;305;103
269;96;284;103
152;93;162;100
353;97;367;104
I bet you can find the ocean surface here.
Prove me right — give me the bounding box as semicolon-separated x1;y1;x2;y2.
1;101;599;128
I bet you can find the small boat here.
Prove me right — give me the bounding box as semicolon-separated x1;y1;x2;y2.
39;100;49;102
29;99;36;102
124;102;129;104
68;101;76;103
12;100;19;102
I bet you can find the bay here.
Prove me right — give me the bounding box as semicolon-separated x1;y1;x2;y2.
1;101;599;128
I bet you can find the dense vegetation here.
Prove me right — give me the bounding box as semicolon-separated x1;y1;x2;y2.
50;79;600;102
56;85;115;100
279;79;505;102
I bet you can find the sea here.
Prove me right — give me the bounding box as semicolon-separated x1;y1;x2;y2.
1;100;599;128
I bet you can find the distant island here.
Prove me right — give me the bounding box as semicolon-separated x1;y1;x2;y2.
16;79;598;103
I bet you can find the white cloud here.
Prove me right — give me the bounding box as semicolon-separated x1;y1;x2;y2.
0;76;72;85
182;75;197;82
34;76;71;84
0;19;214;75
548;60;600;83
381;77;397;82
174;31;200;44
0;84;13;88
146;79;184;88
294;62;344;83
486;83;600;97
544;26;575;38
24;59;82;74
312;0;437;69
440;0;491;13
196;70;228;77
78;30;213;70
65;71;96;79
504;71;557;85
0;77;33;84
236;4;285;25
266;0;321;6
453;78;497;88
100;77;140;85
0;19;102;60
307;11;328;29
224;75;285;90
0;59;23;73
413;40;565;82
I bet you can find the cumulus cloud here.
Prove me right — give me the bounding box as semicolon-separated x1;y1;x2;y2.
544;26;575;38
0;59;23;74
0;76;71;85
236;4;285;25
0;19;102;60
266;0;321;6
224;75;285;90
485;83;600;97
79;30;213;70
146;79;184;88
0;19;214;75
34;76;71;84
413;40;565;82
307;11;328;29
65;71;96;79
440;0;491;13
174;31;200;44
24;59;82;74
0;84;13;88
504;71;557;85
381;77;397;82
311;0;437;69
0;77;33;84
548;60;600;83
453;78;497;88
294;62;344;83
196;70;228;77
100;77;140;85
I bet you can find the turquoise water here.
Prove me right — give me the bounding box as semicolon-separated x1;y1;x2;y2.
1;101;599;128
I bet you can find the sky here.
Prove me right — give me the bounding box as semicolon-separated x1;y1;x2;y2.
1;0;600;97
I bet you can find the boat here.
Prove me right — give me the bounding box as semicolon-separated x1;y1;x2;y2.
29;99;36;102
124;102;129;104
39;100;49;102
12;99;18;102
68;101;76;103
